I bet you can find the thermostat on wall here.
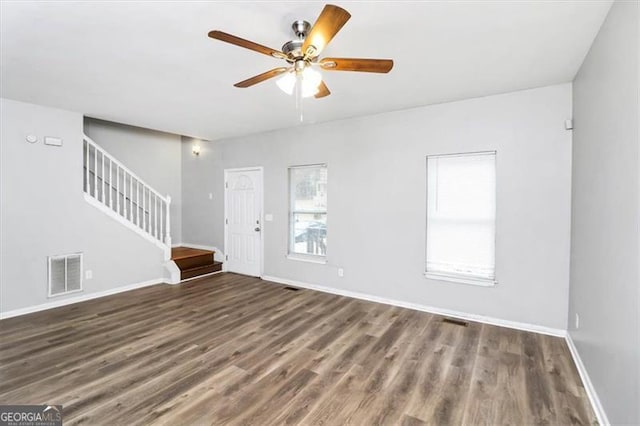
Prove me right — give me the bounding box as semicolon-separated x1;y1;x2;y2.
44;136;63;147
25;134;38;143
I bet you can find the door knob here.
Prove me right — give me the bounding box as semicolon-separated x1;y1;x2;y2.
254;227;261;232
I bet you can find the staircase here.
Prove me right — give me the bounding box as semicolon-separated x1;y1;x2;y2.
83;135;223;283
171;247;222;280
83;135;172;260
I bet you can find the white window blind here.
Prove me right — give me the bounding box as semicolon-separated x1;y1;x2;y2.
426;152;496;284
289;164;328;258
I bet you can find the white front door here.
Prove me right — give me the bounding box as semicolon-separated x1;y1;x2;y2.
225;168;263;277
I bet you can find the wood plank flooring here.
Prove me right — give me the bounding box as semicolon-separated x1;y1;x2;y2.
0;273;596;425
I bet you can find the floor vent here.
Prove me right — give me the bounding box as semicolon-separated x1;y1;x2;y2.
442;317;469;327
283;286;300;291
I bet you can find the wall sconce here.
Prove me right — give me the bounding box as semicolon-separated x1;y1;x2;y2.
192;144;201;156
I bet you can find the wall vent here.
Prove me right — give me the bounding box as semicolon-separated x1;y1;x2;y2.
48;253;83;297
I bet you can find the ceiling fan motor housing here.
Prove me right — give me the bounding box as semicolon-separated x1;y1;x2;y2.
292;20;311;39
281;20;312;61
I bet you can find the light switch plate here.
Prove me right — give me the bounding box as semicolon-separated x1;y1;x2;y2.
85;270;93;280
265;214;273;221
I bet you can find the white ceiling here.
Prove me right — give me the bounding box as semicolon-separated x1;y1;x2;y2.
1;1;611;141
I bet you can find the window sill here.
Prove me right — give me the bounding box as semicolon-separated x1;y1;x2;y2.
286;254;327;264
424;272;497;287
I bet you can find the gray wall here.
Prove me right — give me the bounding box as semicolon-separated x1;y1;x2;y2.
569;1;639;424
181;136;221;246
182;83;573;330
84;118;183;244
0;99;166;313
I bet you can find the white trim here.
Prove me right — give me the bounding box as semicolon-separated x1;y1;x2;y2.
565;332;610;426
164;260;181;285
0;278;165;320
84;193;170;260
424;272;497;287
286;254;328;264
260;275;566;337
224;167;264;277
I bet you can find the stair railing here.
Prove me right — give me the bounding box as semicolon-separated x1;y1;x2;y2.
83;135;172;254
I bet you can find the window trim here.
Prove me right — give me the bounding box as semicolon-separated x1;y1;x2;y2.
424;151;497;287
288;163;328;259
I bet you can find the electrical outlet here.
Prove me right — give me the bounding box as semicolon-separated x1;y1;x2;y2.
337;268;344;277
85;270;93;280
208;193;213;200
575;313;580;329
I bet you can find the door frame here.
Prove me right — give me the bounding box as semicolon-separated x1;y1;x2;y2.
223;166;264;277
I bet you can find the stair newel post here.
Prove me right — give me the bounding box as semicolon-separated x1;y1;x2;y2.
165;195;171;247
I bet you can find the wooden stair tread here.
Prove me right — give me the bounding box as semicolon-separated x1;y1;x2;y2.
171;246;214;260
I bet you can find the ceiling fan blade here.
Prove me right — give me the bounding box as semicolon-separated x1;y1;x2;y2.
302;5;351;58
319;57;394;73
234;67;289;88
208;30;287;59
314;81;331;98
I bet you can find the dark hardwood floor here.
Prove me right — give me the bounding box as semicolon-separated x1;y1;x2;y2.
0;273;596;425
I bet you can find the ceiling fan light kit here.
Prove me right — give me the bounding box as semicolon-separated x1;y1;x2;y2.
207;3;394;119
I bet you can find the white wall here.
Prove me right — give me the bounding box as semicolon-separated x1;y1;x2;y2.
182;83;573;330
84;118;183;244
569;1;639;424
0;99;166;314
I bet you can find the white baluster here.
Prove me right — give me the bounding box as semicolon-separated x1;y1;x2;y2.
84;140;89;194
102;152;106;204
129;175;133;221
158;199;164;241
116;165;121;215
109;159;113;210
143;187;147;232
155;194;159;239
165;195;172;247
136;181;140;227
92;145;97;198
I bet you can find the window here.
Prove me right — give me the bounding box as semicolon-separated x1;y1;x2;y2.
289;164;327;260
426;152;496;285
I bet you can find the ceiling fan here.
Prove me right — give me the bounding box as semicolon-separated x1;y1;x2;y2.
208;4;394;99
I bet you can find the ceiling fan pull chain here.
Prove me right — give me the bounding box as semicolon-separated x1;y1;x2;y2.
295;72;304;122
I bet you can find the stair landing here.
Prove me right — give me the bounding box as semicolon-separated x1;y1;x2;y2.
171;247;222;280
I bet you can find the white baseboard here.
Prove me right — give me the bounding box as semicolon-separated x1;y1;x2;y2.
260;275;566;338
179;243;225;263
0;278;166;320
565;332;610;426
